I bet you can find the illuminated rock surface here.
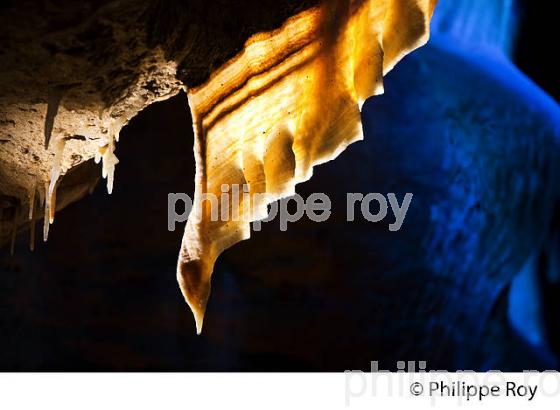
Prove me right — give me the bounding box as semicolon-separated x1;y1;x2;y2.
0;0;436;333
0;0;320;244
180;0;436;332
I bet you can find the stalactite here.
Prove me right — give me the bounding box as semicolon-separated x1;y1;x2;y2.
44;85;66;149
45;138;66;229
96;121;120;195
37;183;45;209
43;137;65;242
43;182;50;242
178;0;437;333
48;139;65;200
28;184;36;250
27;183;35;221
102;138;119;195
49;184;58;224
29;216;36;251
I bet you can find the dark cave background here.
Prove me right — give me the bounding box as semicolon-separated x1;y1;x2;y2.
1;1;560;371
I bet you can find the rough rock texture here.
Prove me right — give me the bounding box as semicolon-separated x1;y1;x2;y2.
0;0;318;244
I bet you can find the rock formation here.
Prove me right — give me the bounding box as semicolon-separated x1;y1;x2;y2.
1;0;436;332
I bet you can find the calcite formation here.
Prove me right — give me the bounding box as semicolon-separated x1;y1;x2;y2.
0;0;437;333
181;0;436;332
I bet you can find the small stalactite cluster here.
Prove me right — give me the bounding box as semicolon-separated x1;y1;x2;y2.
94;119;121;195
7;111;123;254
